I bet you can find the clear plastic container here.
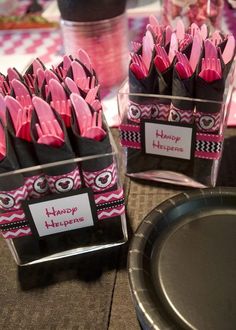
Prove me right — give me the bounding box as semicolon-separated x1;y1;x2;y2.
0;128;127;266
60;14;129;88
118;76;234;188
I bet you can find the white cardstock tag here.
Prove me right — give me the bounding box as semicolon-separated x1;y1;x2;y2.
28;193;94;237
144;122;193;160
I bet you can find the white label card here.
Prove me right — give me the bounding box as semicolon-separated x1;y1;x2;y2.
28;192;94;237
143;121;194;160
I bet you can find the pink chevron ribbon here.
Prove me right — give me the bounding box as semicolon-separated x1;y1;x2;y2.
120;123;224;160
155;103;170;121
195;111;222;132
0;188;125;239
95;188;125;220
83;162;118;192
46;167;82;193
0;209;32;239
128;101;170;123
0;185;28;211
168;106;194;124
24;174;49;198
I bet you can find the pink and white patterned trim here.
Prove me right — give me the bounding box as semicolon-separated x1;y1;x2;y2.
83;162;117;192
128;101;170;122
168;106;194;124
195;111;222;132
24;174;49;198
46;167;82;193
0;209;26;225
0;185;28;211
0;188;125;239
1;227;32;239
95;188;125;220
156;103;170;121
119;123;224;160
0;209;32;239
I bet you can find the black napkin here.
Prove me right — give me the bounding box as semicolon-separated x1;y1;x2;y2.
31;109;82;194
193;59;227;186
169;69;195;124
0;122;28;213
70;110;117;193
6;111;49;199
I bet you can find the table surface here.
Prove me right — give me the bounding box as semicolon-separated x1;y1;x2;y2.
0;2;236;330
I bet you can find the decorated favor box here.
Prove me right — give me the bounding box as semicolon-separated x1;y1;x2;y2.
0;50;127;266
0;127;127;266
119;15;235;188
118;80;233;188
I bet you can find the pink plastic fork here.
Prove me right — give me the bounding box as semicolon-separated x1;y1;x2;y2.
204;39;218;62
76;75;96;92
130;63;146;79
199;68;221;82
179;34;193;52
50;100;71;127
5;95;32;141
15;106;32;141
154;55;169;73
85;85;100;105
199;57;221;82
36;119;64;147
11;79;32;109
83;110;106;141
32;97;64;146
155;46;170;69
175;62;190;79
131;54;148;77
176;52;193;77
91;99;102;111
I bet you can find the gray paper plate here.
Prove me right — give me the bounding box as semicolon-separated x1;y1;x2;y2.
128;187;236;330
